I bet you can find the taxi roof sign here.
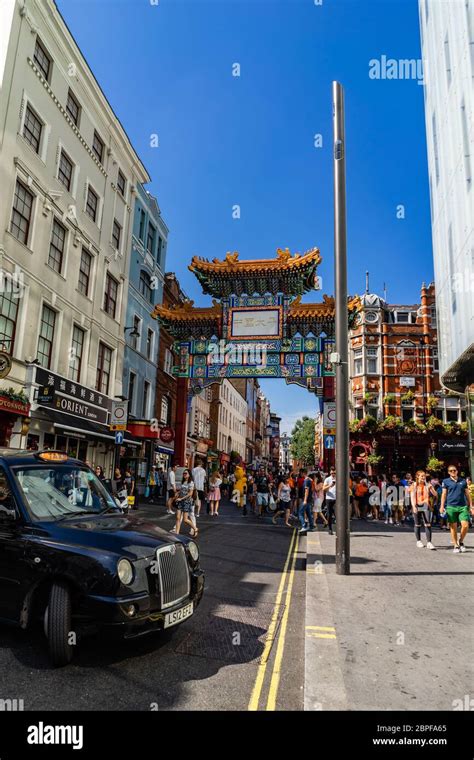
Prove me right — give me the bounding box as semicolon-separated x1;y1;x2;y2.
36;451;69;462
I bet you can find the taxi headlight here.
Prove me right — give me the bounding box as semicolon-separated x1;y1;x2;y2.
117;558;134;585
187;541;199;563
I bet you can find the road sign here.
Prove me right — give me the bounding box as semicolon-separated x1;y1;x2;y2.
323;402;336;428
115;431;124;445
324;434;335;449
110;400;128;427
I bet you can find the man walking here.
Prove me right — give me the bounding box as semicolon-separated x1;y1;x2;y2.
255;467;271;517
323;467;337;535
298;469;315;534
440;465;473;553
192;459;206;518
166;464;177;514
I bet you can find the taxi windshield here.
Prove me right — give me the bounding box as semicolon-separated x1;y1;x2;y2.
13;465;118;521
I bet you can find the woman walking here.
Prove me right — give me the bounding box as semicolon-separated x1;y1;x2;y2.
208;471;222;517
247;473;256;514
272;475;293;527
312;472;328;528
174;470;198;537
123;468;136;510
409;470;437;549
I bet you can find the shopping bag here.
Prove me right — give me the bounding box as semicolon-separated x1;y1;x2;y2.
127;495;135;506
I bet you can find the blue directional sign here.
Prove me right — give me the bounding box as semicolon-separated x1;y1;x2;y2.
115;431;124;445
324;434;335;450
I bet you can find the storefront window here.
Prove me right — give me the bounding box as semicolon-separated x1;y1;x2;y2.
43;433;55;449
78;440;88;462
56;435;67;452
26;434;40;451
67;437;79;458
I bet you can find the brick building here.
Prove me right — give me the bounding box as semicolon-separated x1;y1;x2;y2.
349;283;467;473
155;272;187;469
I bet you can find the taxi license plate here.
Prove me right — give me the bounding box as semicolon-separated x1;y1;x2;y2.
164;602;193;628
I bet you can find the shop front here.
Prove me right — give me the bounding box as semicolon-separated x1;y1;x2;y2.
0;390;30;447
350;432;469;474
125;420;164;497
26;365;140;476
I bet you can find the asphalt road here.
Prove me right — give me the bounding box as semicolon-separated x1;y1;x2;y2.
0;499;306;711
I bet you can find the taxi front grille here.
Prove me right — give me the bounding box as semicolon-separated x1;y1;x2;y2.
155;544;190;609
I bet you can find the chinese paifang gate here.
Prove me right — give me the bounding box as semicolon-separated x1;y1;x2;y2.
152;247;360;464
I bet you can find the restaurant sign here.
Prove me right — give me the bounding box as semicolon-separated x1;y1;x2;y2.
34;367;111;425
0;395;30;416
438;439;468;454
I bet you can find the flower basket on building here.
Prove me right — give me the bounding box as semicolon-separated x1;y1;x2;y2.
380;415;403;432
366;453;384;467
426;415;446;433
426;456;444;474
0;387;29;404
352;415;378;434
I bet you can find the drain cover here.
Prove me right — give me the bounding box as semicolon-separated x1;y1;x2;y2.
175;597;285;663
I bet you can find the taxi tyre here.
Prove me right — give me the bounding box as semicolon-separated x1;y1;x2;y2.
46;582;74;667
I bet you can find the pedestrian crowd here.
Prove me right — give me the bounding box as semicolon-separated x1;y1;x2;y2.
85;456;473;554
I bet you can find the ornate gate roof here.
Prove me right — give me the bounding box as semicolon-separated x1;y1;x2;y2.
188;247;321;297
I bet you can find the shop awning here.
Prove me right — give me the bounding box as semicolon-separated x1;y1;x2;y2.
33;407;141;446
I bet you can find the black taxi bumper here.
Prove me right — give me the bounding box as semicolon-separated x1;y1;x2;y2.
82;569;204;636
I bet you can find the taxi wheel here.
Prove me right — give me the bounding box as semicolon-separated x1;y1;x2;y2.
46;582;74;667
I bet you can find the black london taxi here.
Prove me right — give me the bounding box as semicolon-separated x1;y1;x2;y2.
0;450;204;666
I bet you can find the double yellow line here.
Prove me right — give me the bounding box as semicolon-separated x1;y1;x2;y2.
248;530;300;711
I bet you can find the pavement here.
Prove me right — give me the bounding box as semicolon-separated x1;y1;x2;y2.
0;498;472;712
304;518;474;711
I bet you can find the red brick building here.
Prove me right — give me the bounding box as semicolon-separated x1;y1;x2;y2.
155;273;187;468
349;284;468;474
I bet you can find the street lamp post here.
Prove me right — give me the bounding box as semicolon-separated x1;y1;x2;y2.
332;81;350;575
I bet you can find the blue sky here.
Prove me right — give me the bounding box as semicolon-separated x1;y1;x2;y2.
57;0;432;435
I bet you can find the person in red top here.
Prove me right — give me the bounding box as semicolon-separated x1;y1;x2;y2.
296;470;306;507
409;470;438;550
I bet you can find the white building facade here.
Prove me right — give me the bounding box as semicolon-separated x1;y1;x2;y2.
419;0;473;472
419;0;473;386
0;0;149;472
216;380;247;462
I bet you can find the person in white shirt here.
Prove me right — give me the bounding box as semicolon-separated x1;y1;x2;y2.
323;468;336;535
192;460;206;517
166;465;177;514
